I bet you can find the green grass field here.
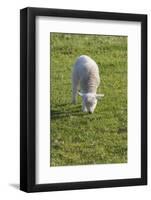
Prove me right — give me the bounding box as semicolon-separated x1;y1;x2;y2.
50;33;127;166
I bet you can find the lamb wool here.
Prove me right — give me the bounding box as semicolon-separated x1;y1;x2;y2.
72;55;103;113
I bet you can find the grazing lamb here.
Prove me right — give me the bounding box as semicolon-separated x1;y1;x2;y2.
72;55;104;113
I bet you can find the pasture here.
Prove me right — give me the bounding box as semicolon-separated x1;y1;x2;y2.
50;33;127;166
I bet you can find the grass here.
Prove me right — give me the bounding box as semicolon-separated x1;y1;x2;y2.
50;33;127;166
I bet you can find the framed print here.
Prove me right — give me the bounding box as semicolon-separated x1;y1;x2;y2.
20;7;147;192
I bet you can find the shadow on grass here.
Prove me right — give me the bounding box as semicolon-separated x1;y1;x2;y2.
54;103;70;107
51;105;86;120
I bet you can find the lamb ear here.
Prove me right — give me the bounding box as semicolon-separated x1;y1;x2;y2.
96;94;104;100
78;92;84;96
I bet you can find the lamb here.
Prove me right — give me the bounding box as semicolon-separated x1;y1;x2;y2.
72;55;104;113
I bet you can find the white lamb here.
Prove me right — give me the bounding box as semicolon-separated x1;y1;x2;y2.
72;55;104;113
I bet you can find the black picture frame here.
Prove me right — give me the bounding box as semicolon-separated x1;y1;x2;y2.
20;7;147;192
